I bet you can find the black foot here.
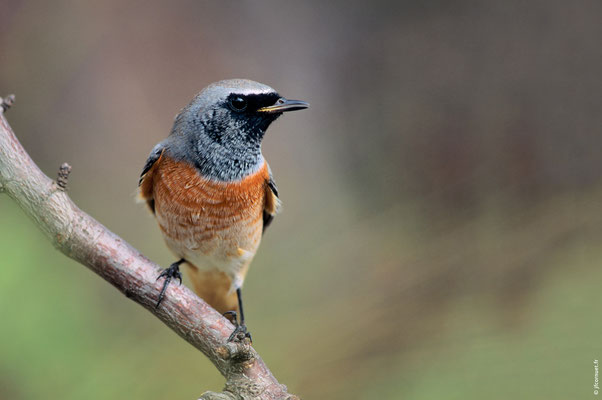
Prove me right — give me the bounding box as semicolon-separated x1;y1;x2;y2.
223;310;252;343
155;259;184;309
228;323;252;343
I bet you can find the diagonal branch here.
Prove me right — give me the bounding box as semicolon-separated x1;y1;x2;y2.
0;95;297;400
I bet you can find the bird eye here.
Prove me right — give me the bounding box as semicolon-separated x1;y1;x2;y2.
229;96;247;112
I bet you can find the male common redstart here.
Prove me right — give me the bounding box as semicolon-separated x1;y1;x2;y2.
138;79;308;341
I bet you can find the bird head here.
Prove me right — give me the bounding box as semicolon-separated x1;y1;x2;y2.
168;79;308;181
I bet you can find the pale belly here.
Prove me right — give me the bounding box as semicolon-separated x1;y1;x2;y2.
156;207;263;288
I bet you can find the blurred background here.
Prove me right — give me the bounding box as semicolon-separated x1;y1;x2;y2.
1;1;601;399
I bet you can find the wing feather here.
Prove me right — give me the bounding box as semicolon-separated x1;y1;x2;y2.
263;174;281;233
138;144;165;214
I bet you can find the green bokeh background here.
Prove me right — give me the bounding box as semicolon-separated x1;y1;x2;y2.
1;1;601;399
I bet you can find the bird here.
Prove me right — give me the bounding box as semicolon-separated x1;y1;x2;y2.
138;79;308;341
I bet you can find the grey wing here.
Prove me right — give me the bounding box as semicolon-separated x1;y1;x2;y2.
138;143;165;186
138;143;166;214
263;173;281;233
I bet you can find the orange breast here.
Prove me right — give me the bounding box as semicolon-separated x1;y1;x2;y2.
150;155;268;267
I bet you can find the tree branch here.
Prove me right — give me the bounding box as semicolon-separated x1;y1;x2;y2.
0;95;297;400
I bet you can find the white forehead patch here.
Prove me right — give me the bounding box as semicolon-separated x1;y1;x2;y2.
207;79;276;96
189;79;278;112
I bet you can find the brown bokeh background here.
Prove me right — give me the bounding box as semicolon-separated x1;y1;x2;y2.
1;1;601;399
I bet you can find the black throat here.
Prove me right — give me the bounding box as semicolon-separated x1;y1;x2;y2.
176;92;282;182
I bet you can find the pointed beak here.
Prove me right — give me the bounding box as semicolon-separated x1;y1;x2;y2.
258;97;310;113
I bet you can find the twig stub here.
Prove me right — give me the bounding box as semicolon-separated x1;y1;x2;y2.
0;94;15;112
56;163;72;191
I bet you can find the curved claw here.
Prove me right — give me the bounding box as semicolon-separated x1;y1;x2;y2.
223;311;238;324
155;260;184;309
228;324;252;343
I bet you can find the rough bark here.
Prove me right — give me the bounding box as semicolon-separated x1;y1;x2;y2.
0;95;297;400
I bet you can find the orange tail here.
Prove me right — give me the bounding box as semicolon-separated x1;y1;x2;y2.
184;263;238;314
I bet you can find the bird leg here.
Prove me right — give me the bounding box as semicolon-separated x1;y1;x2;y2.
155;258;184;309
226;288;252;343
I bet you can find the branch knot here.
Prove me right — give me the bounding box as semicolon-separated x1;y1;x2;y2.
1;94;15;112
217;342;255;362
56;163;72;191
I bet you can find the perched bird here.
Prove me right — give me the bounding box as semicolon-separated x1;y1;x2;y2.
138;79;308;341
